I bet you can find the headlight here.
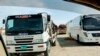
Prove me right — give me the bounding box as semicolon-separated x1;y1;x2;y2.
83;32;88;37
33;39;43;43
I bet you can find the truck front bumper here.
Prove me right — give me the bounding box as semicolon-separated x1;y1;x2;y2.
6;43;47;53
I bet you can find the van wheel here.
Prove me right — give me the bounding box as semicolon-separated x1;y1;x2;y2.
77;35;81;44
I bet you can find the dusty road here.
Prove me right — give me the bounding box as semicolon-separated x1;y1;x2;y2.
27;34;100;56
49;34;100;56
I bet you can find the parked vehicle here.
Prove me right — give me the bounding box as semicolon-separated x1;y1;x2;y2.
67;14;100;43
58;24;66;34
2;13;57;56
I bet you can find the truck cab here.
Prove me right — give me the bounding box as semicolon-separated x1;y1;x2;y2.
3;13;57;56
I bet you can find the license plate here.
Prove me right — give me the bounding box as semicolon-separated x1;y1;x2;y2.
20;45;28;49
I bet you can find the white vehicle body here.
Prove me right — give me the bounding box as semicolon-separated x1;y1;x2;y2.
3;13;57;56
67;14;100;43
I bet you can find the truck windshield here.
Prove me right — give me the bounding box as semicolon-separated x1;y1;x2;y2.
6;17;43;35
83;17;100;31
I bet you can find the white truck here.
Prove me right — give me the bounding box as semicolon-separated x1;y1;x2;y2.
67;14;100;44
2;13;57;56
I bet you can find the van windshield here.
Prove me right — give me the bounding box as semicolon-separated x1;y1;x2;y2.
83;17;100;31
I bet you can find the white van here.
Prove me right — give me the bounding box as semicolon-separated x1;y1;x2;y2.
67;14;100;44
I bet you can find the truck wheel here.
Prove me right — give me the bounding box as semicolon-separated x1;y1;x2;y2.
44;42;50;56
44;49;49;56
51;40;56;46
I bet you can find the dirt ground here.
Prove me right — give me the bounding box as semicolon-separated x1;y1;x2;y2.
49;34;100;56
28;34;100;56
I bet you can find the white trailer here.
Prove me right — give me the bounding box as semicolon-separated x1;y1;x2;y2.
67;14;100;44
2;13;57;56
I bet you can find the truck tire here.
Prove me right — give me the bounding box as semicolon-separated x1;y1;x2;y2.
44;41;50;56
51;40;56;46
44;49;49;56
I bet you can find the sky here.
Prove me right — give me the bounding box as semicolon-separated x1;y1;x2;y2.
0;0;100;28
0;6;81;28
0;0;100;14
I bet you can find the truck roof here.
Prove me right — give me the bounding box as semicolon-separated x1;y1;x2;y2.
7;14;42;19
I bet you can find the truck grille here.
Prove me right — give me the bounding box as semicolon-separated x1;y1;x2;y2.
92;33;100;37
15;38;33;44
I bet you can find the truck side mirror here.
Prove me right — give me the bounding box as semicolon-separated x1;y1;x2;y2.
47;15;50;22
2;19;5;24
79;22;81;26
